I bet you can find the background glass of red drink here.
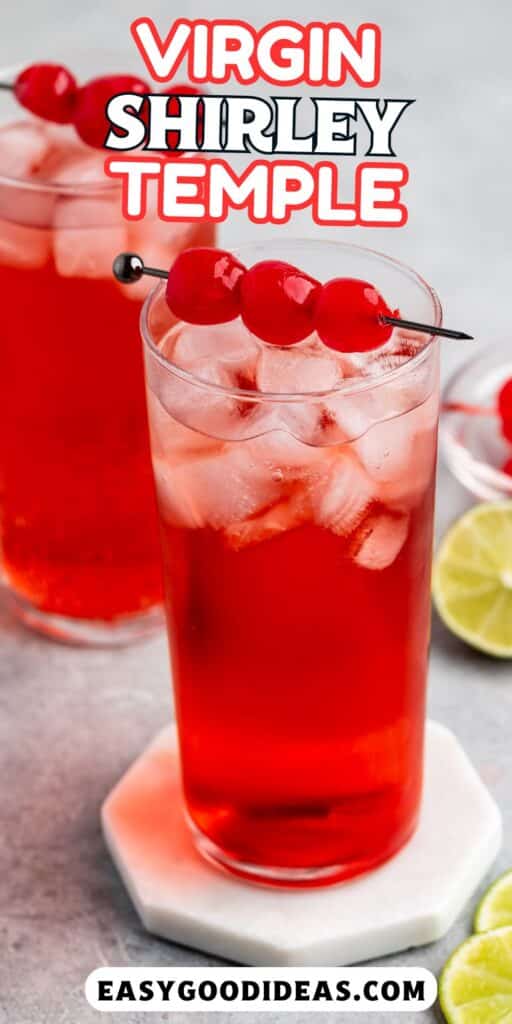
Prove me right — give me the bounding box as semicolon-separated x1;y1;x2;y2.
141;240;442;886
0;75;214;644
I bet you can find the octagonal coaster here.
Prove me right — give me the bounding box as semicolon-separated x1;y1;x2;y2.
102;721;501;966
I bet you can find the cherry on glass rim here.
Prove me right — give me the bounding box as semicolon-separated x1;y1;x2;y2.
112;247;473;351
13;63;77;124
73;73;149;149
240;260;319;346
165;248;246;326
314;277;395;353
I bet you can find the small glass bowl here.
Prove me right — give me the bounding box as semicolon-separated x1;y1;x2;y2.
441;344;512;500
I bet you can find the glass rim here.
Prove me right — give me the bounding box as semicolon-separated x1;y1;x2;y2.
0;153;195;196
140;238;443;403
0;169;119;195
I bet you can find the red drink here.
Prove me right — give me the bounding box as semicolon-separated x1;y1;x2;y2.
143;241;440;885
0;113;213;642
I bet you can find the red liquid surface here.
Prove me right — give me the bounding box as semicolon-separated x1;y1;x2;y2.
0;224;213;623
160;477;435;879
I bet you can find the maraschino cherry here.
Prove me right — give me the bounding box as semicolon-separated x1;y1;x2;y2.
497;379;512;442
12;63;77;123
315;278;395;353
3;62;202;152
113;248;471;352
240;261;319;346
73;74;149;148
165;248;246;325
445;378;512;442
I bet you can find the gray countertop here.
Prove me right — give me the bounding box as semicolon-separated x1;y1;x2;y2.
2;0;512;1020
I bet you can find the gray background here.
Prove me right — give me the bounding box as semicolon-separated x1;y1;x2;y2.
1;1;511;1022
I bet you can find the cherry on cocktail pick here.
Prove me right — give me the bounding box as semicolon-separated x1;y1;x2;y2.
2;63;202;151
0;63;78;123
113;250;473;352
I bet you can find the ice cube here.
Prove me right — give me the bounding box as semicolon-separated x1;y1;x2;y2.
358;328;429;378
225;494;307;550
0;121;51;180
254;346;343;444
152;457;204;529
0;217;51;268
324;384;397;444
146;390;223;462
246;429;325;476
256;342;340;395
161;321;262;435
356;418;411;483
149;354;255;443
43;143;130;279
352;511;409;570
0;177;56;229
314;452;374;536
355;397;437;511
53;195;126;278
49;150;107;185
0;122;56;229
173;320;261;379
153;444;283;530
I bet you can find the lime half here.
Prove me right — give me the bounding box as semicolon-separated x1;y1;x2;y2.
475;871;512;933
439;926;512;1023
433;502;512;657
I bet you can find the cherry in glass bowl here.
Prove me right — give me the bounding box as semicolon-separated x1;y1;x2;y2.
441;343;512;500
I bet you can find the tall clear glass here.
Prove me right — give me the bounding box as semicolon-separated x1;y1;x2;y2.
142;240;441;886
0;78;214;644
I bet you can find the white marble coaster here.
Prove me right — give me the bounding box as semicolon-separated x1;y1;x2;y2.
102;721;502;966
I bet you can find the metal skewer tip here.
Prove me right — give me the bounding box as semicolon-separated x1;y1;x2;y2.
381;315;473;341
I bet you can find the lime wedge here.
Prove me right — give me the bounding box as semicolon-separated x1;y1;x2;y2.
432;502;512;657
475;871;512;933
439;927;512;1023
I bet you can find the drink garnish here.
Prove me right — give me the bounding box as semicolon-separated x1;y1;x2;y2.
0;63;198;151
5;63;78;123
314;277;394;352
239;260;319;346
474;868;512;932
113;248;473;352
443;377;512;445
433;501;512;658
73;74;149;148
497;378;512;441
165;248;246;326
439;926;512;1023
439;869;512;1023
